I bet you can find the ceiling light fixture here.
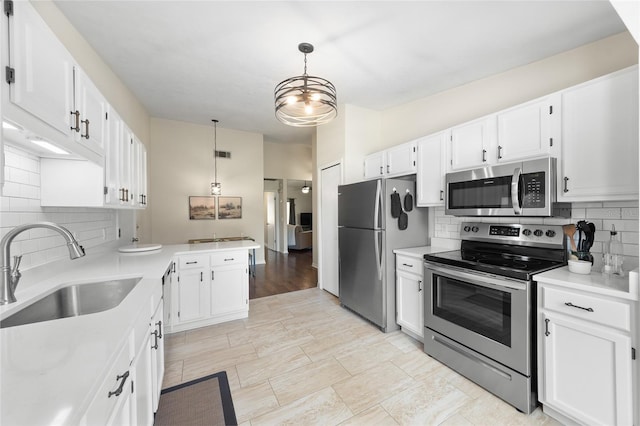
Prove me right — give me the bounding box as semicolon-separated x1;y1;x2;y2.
210;119;222;196
301;181;310;194
274;43;337;127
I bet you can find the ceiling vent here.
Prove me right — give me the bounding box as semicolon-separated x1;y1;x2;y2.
215;150;231;159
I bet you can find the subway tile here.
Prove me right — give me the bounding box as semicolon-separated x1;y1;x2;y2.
622;208;639;219
603;201;639;208
585;208;621;220
621;232;639;245
572;202;603;209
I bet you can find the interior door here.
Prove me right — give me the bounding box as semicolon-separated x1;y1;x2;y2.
320;164;341;296
264;191;277;251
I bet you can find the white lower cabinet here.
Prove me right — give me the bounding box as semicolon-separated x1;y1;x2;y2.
169;250;250;333
395;254;424;341
81;333;135;426
538;282;635;426
81;280;165;426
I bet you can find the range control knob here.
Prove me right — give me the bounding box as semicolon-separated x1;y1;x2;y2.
534;229;544;237
463;226;471;232
471;226;479;233
546;230;556;238
522;229;532;236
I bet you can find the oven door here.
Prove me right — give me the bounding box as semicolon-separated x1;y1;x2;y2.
424;262;532;375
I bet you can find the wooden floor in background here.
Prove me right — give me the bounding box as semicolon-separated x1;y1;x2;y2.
250;248;317;299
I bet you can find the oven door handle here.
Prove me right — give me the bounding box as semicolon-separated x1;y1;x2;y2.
425;263;527;291
511;167;522;215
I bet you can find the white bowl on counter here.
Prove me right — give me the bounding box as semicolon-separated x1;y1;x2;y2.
568;259;592;274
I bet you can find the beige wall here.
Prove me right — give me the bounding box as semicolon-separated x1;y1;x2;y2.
316;32;638;182
381;31;638;148
149;118;265;263
264;142;312;180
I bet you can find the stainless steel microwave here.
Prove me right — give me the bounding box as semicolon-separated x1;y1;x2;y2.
445;157;570;217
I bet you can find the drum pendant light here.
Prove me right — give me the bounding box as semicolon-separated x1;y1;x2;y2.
210;119;222;195
274;43;337;127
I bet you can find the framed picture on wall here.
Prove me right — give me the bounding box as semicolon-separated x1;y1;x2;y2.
218;197;242;219
189;196;216;220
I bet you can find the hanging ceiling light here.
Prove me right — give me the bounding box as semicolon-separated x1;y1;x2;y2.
210;119;222;196
301;181;310;194
274;43;337;127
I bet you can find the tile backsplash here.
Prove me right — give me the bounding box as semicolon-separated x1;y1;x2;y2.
1;144;129;271
432;202;640;272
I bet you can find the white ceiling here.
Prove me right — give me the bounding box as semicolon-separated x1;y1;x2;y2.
52;0;627;145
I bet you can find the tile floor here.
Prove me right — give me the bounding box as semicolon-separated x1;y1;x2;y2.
163;288;561;425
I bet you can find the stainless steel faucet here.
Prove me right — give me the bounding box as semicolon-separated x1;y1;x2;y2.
1;222;85;305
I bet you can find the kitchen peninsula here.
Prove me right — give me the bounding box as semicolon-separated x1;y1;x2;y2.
0;240;259;425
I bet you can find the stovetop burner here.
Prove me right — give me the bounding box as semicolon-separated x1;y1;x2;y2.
424;222;567;281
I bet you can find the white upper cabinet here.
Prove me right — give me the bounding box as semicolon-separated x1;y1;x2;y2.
73;68;107;156
363;151;386;179
416;131;448;206
559;65;639;201
105;107;122;206
363;140;417;179
8;0;74;138
449;115;497;170
496;94;559;163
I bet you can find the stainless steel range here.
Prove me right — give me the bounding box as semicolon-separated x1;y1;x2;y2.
423;222;566;414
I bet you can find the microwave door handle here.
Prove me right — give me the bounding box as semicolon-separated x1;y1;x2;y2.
511;167;522;215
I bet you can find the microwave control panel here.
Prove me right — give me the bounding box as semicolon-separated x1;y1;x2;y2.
522;172;545;207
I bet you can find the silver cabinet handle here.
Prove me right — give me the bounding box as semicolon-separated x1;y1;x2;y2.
564;302;594;312
498;145;503;159
211;270;215;280
200;271;203;282
186;261;198;264
418;280;422;292
440;190;444;201
563;177;569;193
70;110;80;132
482;149;487;162
544;318;550;336
379;166;383;175
386;164;390;173
81;118;90;139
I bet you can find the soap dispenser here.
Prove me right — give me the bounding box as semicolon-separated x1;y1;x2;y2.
603;225;624;276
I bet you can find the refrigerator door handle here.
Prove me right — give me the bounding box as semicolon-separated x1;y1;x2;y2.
374;180;382;229
374;230;383;280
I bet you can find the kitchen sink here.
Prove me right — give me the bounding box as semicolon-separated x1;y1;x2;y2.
0;278;142;329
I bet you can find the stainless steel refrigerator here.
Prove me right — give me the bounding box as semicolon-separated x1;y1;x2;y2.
338;177;429;332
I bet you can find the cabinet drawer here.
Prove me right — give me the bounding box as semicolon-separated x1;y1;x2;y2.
211;250;246;267
396;255;424;276
178;254;209;270
540;285;631;331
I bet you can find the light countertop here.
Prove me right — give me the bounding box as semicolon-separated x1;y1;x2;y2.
534;266;639;301
0;241;259;425
393;245;455;259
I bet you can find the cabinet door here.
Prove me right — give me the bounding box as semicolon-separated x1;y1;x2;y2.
210;265;248;316
131;138;148;208
8;1;74;137
75;68;107;156
396;270;423;338
177;268;209;323
449;116;497;170
386;141;417;177
120;126;134;206
134;330;154;426
150;300;164;412
497;95;558;163
541;312;633;426
363;151;385;179
105;108;122;206
559;66;639;201
416;132;448;206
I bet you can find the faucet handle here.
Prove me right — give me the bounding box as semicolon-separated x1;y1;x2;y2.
11;255;22;274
